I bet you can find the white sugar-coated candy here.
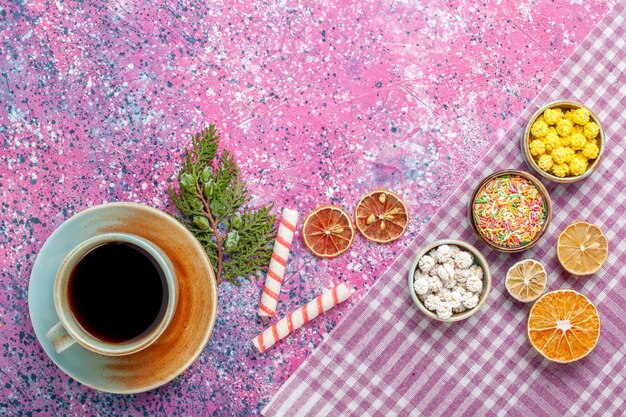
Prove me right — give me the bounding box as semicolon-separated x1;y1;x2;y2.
436;264;451;281
466;276;483;293
424;294;442;311
448;291;463;309
454;251;474;269
442;277;456;289
452;304;466;314
443;262;455;278
428;275;443;293
413;274;430;295
436;305;453;320
435;245;453;263
414;271;430;281
453;286;466;296
462;292;479;309
417;244;486;319
470;265;484;280
455;268;473;283
418;255;436;273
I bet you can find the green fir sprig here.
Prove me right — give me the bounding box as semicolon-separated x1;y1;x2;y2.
169;125;276;285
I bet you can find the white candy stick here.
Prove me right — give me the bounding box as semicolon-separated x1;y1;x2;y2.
259;208;298;317
253;283;351;352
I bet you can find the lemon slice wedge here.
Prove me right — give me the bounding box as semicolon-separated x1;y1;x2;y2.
557;221;608;275
505;259;547;302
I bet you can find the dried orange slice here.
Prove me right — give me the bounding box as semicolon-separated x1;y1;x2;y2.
505;259;547;302
354;189;409;243
557;222;608;275
527;289;600;363
302;206;355;258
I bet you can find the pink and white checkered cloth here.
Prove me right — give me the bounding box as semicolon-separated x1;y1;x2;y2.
264;3;626;416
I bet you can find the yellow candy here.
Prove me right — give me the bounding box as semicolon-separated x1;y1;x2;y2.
556;118;574;137
552;163;570;177
529;139;546;156
569;155;588;176
570;133;587;151
531;119;549;137
547;126;558;136
542;108;563;125
542;130;559;152
571;108;590;125
537;154;554;172
530;107;600;177
551;147;569;164
582;142;600;159
583;122;599;139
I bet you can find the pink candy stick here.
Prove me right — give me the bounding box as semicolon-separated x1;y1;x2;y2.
259;208;298;317
253;283;351;352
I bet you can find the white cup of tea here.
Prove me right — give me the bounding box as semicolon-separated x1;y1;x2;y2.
46;233;178;356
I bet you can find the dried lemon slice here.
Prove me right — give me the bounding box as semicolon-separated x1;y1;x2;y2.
505;259;547;302
528;289;600;363
557;222;608;275
354;189;409;243
302;206;355;258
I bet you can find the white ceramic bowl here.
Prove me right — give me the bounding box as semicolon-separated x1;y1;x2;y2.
408;239;491;322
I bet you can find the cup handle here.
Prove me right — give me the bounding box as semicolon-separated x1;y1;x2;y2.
46;321;76;354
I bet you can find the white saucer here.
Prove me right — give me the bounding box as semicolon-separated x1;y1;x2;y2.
28;202;218;394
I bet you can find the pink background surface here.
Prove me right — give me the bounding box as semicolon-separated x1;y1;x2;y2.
0;0;615;415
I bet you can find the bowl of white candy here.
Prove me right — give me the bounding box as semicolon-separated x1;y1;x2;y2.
408;239;491;322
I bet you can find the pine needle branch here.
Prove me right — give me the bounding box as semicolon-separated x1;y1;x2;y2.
168;125;276;285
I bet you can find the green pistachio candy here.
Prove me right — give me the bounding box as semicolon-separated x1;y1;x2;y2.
193;216;210;229
224;230;240;252
180;173;195;192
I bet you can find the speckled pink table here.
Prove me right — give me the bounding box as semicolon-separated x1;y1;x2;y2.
0;0;616;415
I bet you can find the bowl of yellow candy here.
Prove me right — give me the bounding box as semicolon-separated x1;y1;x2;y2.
522;101;605;183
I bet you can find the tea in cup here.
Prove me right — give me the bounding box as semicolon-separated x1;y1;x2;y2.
46;233;178;356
